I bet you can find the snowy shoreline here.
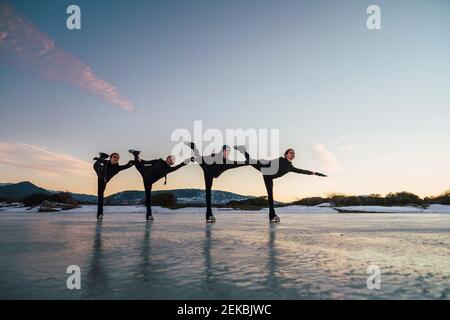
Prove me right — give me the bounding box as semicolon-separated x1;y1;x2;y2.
1;203;450;214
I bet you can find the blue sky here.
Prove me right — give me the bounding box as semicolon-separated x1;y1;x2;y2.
1;0;449;200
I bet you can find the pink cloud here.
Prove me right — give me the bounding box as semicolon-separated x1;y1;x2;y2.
0;142;92;178
0;2;133;111
335;138;355;155
310;143;341;172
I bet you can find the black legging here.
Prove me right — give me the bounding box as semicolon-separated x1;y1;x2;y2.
94;162;106;217
250;161;275;219
143;183;152;217
134;160;153;218
200;163;248;219
134;158;145;176
189;144;248;219
96;178;106;217
204;173;214;218
93;158;133;217
263;176;276;218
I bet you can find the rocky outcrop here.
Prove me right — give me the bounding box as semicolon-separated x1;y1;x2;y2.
38;201;80;212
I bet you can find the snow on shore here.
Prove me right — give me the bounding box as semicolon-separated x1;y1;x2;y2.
268;204;450;214
273;205;336;213
333;204;450;214
2;204;450;214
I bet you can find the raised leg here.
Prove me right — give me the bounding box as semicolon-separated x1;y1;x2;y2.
93;161;104;179
134;159;146;177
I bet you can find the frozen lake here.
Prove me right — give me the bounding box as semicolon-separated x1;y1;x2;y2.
1;210;450;299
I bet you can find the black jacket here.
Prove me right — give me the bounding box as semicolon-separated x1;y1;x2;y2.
139;158;186;184
96;159;134;183
190;145;248;178
244;152;314;179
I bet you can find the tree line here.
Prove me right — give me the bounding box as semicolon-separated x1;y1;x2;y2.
1;189;449;209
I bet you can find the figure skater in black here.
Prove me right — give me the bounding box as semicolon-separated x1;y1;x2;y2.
242;148;327;223
185;142;249;223
129;150;191;221
92;152;134;220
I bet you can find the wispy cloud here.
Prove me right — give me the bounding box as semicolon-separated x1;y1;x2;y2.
0;142;92;178
335;138;354;155
310;143;340;171
0;2;133;111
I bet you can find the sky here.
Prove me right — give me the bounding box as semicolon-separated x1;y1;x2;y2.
1;0;449;201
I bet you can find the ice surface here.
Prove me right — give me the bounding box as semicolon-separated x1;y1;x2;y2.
1;210;450;299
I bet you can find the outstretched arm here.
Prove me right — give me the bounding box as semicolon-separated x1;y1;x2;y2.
168;162;187;173
225;154;250;168
314;172;327;177
225;161;248;168
141;159;159;165
118;160;134;171
233;146;274;168
291;166;327;177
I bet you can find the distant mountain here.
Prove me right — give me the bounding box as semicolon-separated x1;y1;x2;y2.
0;182;98;203
68;193;97;204
0;183;12;187
105;190;143;204
105;188;253;205
0;182;253;205
171;189;252;204
0;181;51;200
44;188;97;203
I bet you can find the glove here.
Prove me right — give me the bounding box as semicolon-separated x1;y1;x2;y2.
315;172;327;177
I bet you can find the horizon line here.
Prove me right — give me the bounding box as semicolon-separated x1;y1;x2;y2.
1;180;449;201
